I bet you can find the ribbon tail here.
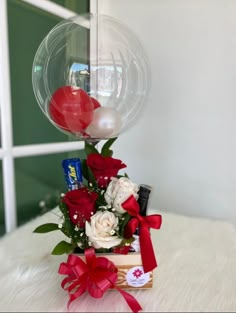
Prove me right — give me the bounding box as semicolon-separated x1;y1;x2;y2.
114;286;142;313
140;226;157;273
67;281;87;311
61;276;76;290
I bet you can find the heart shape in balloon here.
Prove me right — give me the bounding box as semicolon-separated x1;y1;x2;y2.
91;97;101;109
49;86;94;133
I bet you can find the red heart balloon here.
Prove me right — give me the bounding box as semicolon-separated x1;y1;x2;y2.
49;86;94;133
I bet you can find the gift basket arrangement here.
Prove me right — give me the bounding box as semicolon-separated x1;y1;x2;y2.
32;13;162;312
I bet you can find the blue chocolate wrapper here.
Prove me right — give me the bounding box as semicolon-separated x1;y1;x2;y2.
62;158;83;190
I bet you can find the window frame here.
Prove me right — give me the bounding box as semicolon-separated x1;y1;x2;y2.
0;0;97;232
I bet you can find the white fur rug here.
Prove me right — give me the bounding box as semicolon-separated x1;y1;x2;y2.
0;209;236;312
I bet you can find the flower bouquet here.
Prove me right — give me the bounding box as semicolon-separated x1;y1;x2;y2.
31;11;161;312
34;138;162;312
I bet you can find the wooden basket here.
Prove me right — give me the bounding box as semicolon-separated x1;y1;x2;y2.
80;252;153;289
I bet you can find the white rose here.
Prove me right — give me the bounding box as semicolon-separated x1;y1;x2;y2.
85;211;122;249
104;177;139;214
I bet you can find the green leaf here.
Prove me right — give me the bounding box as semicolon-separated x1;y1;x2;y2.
81;159;97;186
33;223;59;233
59;199;67;216
81;159;89;181
51;241;73;255
85;141;99;156
87;166;96;184
120;236;135;246
118;212;132;237
116;172;129;179
101;137;117;157
58;200;82;242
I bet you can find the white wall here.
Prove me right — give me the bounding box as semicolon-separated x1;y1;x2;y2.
99;0;236;223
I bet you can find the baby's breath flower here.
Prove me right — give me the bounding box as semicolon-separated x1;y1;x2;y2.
39;201;45;208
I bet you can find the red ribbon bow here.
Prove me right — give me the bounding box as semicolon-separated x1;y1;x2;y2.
122;195;162;273
58;248;142;313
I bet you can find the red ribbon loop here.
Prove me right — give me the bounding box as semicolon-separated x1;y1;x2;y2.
58;247;142;313
122;195;162;273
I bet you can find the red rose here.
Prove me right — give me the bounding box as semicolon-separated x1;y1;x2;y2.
86;153;127;188
63;187;98;227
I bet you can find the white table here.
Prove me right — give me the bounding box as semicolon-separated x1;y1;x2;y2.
0;209;236;312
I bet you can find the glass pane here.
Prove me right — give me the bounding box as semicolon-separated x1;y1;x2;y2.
15;150;85;226
0;161;5;235
54;0;89;13
7;0;89;146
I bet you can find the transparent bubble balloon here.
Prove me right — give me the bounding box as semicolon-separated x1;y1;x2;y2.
32;13;150;141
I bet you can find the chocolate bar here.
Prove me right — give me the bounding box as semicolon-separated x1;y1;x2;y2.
62;158;83;190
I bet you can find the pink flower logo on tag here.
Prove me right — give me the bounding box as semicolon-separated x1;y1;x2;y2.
132;268;143;279
126;266;150;287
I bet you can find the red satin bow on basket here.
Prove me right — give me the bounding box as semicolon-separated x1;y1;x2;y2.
58;248;142;313
122;195;162;273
